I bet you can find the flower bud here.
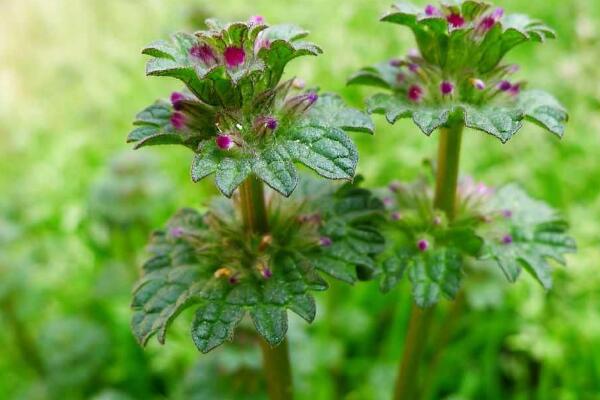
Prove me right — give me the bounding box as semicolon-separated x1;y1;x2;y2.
440;80;454;96
408;85;423;102
471;78;486;90
224;46;245;68
169;226;184;238
502;234;513;244
391;211;402;221
497;80;512;92
424;5;441;17
190;44;218;66
417;239;429;252
389;58;403;67
249;15;265;25
171;92;185;110
447;13;465;28
502;209;513;218
292;78;306;89
170;112;186;130
284;92;319;114
508;83;521;96
216;134;234;150
257;262;273;279
319;236;333;247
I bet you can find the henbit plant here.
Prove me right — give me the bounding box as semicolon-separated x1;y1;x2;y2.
126;16;383;399
348;1;575;398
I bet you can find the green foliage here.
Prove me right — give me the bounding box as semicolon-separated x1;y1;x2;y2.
128;19;373;198
349;1;568;142
131;180;384;351
378;178;575;307
480;184;576;289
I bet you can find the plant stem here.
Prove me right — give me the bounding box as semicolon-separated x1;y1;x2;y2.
238;176;294;400
393;123;464;400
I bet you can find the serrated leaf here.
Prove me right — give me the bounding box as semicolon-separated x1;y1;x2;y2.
483;184;576;288
252;146;298;197
461;104;523;143
303;93;374;134
518;90;568;137
191;141;219;182
408;247;462;307
191;301;245;353
250;305;288;346
283;125;358;180
215;158;252;197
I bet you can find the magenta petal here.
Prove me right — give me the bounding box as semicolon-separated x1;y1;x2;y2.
224;47;245;68
497;80;512;91
216;134;234;150
417;239;429;252
447;13;465;28
249;15;265;25
440;81;454;95
190;44;217;66
408;85;423;102
170;112;186;130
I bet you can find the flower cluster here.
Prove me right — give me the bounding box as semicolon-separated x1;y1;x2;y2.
128;17;373;197
378;176;575;306
349;0;567;141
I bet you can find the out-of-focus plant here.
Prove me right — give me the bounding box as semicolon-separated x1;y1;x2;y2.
127;16;382;399
349;1;575;398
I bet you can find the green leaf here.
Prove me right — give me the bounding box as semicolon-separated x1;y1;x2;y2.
303;93;374;134
250;305;288;346
347;62;398;90
483;184;576;288
252;146;298;197
215;158;252;197
191;141;219;183
461;104;523;143
408;247;462;307
518;90;568;137
283;125;358;180
191;301;245;353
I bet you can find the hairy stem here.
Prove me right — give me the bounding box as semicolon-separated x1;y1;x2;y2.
239;176;294;400
393;123;464;400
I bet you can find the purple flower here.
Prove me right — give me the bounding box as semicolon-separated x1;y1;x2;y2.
408;85;423;102
190;44;218;66
509;83;521;96
169;226;184;238
502;234;513;245
265;116;278;130
170;92;185;110
408;63;420;73
471;78;486;90
284;92;319;113
254;34;271;55
502;209;513;218
391;211;402;221
383;197;393;207
254;116;278;135
417;239;430;252
259;264;273;279
440;81;454;96
170;112;186;130
389;58;403;67
224;46;245;68
249;15;265;25
447;13;465;28
216;134;234;150
424;4;441;16
497;80;512;92
319;236;333;247
491;8;504;20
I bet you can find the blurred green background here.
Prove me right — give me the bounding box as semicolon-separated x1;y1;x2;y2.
1;0;599;399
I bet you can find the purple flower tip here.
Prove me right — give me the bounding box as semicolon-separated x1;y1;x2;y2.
170;92;185;110
447;13;465;28
497;80;512;92
389;58;403;67
169;226;184;238
224;46;245;68
424;4;441;16
502;234;513;245
249;15;265;25
228;276;239;285
319;236;333;247
265;116;278;130
307;92;319;105
408;63;420;73
190;44;217;66
216;134;234;150
417;239;430;252
492;8;504;20
259;265;272;279
471;78;486;90
502;209;513;218
508;83;521;96
440;81;454;95
170;112;186;130
391;211;402;221
408;84;423;102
